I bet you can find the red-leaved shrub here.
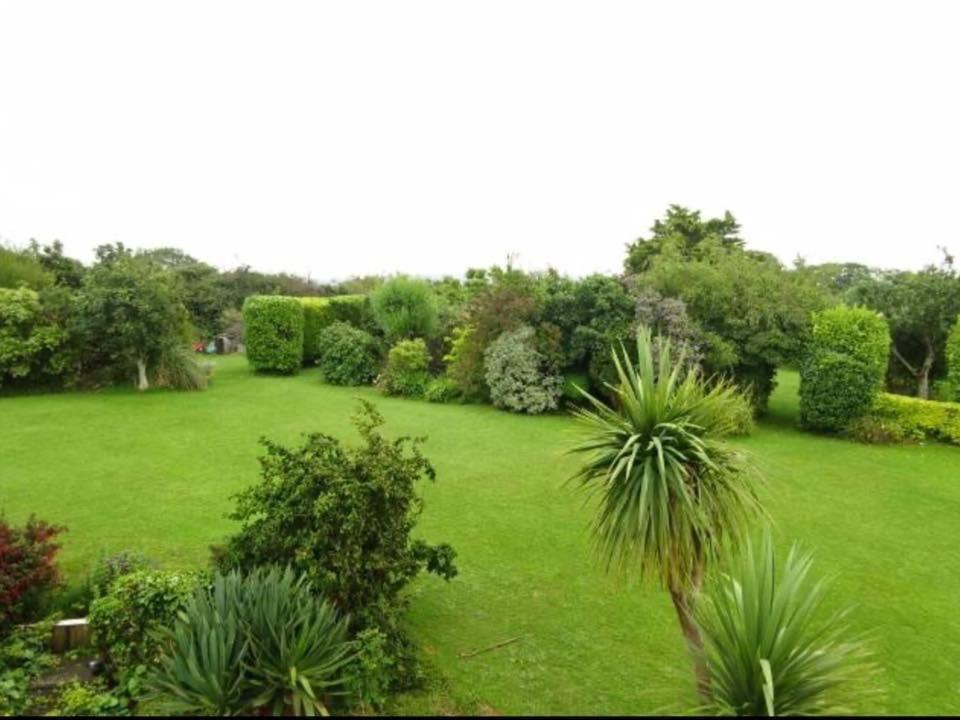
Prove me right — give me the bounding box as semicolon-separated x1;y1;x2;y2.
0;516;64;632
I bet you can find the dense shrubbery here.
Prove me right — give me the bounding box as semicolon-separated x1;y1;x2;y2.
316;322;380;386
484;326;563;414
371;277;438;342
0;287;63;388
301;295;372;364
0;618;58;715
147;567;355;716
242;295;304;374
0;246;52;290
424;376;461;403
88;569;198;674
851;392;960;446
799;306;890;432
216;402;457;701
379;339;431;397
0;516;64;634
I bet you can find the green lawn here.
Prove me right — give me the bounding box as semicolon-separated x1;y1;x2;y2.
2;356;959;715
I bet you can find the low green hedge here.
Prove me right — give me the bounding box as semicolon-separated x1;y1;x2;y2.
851;393;960;446
243;296;304;374
301;295;372;364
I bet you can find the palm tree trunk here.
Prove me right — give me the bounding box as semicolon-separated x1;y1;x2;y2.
669;566;710;700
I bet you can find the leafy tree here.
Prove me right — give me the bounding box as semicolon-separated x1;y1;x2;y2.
849;258;960;398
26;240;86;289
625;205;744;274
568;329;762;696
0;287;64;387
0;246;52;290
76;245;190;390
139;248;229;338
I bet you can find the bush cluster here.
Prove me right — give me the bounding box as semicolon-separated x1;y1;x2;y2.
0;515;64;633
301;295;372;364
242;295;304;374
378;338;431;397
799;306;890;431
315;322;380;386
484;325;563;414
370;277;438;342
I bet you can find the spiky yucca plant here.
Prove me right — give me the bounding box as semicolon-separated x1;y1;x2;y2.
569;328;763;695
696;532;873;716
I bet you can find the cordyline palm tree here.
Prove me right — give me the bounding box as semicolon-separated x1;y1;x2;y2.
568;328;763;697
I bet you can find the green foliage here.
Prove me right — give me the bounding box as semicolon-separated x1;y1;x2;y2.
484;326;563;414
371;277;438;341
424;376;461;403
88;551;153;599
561;371;590;406
853;392;960;446
88;570;198;674
218;402;457;696
26;240;86;289
242;295;304;374
0;287;64;388
624;205;744;274
0;618;57;715
301;295;371;364
316;322;380;386
799;306;890;432
147;567;355;717
697;532;873;716
379;338;431;397
0;246;52;290
0;515;64;633
947;318;960;402
56;680;130;717
443;325;484;400
76;247;191;389
568;329;763;586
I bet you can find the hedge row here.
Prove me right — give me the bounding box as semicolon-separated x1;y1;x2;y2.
946;318;960;402
301;295;371;364
799;306;890;432
852;392;960;446
242;296;304;373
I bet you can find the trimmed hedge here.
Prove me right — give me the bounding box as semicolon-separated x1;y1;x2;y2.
799;306;890;432
301;295;372;365
242;296;304;373
947;317;960;402
851;392;960;446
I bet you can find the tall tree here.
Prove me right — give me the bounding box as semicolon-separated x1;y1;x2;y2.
77;244;189;390
568;330;763;696
625;205;744;274
849;256;960;398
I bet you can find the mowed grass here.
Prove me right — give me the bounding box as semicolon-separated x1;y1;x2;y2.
2;356;959;715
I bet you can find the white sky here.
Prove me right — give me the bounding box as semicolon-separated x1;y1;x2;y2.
1;1;958;281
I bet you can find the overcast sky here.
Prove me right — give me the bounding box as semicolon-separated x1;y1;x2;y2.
1;1;958;281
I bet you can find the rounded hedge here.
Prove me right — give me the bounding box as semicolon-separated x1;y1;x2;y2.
484;325;563;414
242;295;304;374
799;306;890;431
316;322;380;386
370;277;438;341
946;317;960;402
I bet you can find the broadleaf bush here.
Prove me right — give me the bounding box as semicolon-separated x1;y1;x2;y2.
242;295;303;374
316;322;380;386
484;325;563;414
378;339;431;397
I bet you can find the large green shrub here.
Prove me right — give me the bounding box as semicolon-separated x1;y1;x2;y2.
799;306;890;431
301;295;372;364
147;567;355;716
0;287;64;388
217;402;457;699
242;296;304;374
370;277;438;341
88;570;198;674
851;392;960;446
316;322;380;386
484;325;562;414
946;318;960;402
378;338;430;397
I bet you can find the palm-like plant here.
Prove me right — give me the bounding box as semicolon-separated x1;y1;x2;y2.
147;567;356;716
569;328;763;695
696;532;873;715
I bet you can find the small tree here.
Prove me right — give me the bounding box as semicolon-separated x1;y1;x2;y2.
568;329;762;696
76;247;189;390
